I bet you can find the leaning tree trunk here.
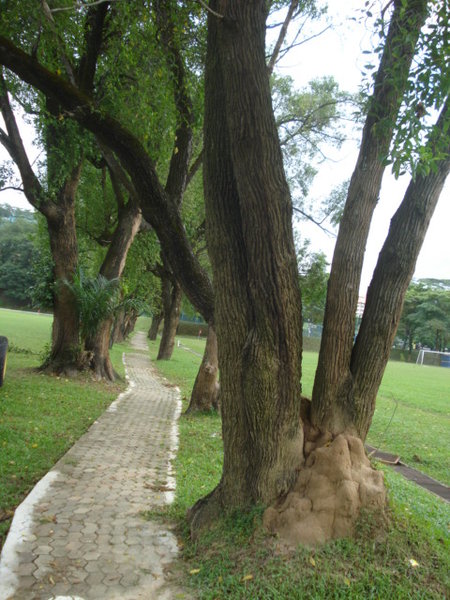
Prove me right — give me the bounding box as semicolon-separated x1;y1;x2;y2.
188;1;304;533
111;308;138;344
148;311;163;340
350;105;450;438
87;198;142;380
186;326;219;413
311;0;428;435
157;275;182;360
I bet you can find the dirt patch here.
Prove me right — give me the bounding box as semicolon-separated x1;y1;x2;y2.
263;434;386;547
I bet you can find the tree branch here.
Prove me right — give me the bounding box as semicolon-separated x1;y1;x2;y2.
198;0;223;19
186;148;203;187
77;2;110;93
50;0;117;13
0;185;24;193
267;0;299;75
154;0;194;205
293;206;336;237
0;70;56;218
0;36;215;323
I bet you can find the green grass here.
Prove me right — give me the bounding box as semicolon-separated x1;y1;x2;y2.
0;308;127;548
163;336;449;484
302;353;450;485
146;335;450;600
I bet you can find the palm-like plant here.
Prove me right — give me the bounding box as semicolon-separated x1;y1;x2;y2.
64;271;120;341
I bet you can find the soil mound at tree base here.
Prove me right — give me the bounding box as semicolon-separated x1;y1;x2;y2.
263;434;386;547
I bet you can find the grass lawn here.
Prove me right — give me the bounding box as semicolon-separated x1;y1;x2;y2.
147;334;450;600
163;335;450;485
0;308;127;549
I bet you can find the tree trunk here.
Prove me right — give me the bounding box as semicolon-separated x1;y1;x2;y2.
110;308;126;345
122;309;138;340
157;274;182;360
311;0;428;435
350;105;450;438
85;317;116;381
188;1;304;532
148;311;163;340
110;308;137;345
0;74;81;375
89;199;142;380
186;326;219;413
46;168;82;374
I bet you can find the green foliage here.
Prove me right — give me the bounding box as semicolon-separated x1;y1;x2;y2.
272;73;351;202
295;236;329;323
397;280;450;351
0;205;38;306
121;230;161;314
359;0;449;178
64;270;120;340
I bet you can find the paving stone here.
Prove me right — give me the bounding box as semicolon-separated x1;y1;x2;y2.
0;332;188;600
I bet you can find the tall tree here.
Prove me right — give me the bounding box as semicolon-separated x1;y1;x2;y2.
0;2;109;373
1;0;448;547
311;0;432;435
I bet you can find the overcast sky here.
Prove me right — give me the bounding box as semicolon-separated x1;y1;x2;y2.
1;1;449;295
271;0;449;293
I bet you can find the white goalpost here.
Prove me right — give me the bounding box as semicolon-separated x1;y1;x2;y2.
416;349;450;367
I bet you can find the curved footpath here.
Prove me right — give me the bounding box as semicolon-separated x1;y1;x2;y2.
0;332;189;600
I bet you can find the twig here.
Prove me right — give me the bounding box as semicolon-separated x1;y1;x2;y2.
198;0;223;19
267;0;299;75
292;206;336;237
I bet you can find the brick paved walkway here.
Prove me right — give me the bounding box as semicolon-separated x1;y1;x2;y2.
0;332;188;600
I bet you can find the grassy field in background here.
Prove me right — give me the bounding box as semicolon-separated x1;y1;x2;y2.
0;308;127;548
146;329;449;600
164;333;449;485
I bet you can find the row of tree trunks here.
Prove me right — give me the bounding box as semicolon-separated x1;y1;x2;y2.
110;308;138;345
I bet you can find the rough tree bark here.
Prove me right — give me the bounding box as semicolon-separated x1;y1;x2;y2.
157;270;182;360
46;168;82;374
188;0;304;530
186;326;219;413
311;0;428;436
